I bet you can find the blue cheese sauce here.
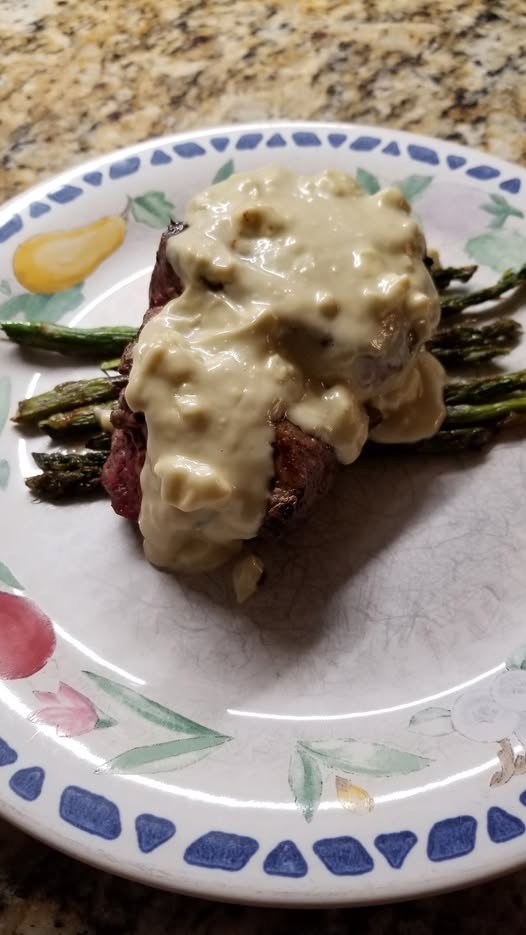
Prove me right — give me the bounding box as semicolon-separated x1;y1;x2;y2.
125;166;445;572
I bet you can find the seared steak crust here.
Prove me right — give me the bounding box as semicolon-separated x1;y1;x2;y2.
262;420;338;536
101;426;146;520
149;221;185;309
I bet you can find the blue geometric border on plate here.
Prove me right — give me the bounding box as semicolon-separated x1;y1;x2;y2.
0;128;521;245
2;732;526;878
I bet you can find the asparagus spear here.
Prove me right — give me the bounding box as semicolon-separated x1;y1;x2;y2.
85;433;112;452
433;344;517;365
432;318;521;348
445;395;526;426
367;425;495;455
13;375;125;424
38;403;115;440
26;469;104;500
431;264;478;291
26;451;108;501
32;451;107;472
444;370;526;406
440;264;526;317
429;318;522;365
407;426;495;453
0;321;135;358
100;358;122;373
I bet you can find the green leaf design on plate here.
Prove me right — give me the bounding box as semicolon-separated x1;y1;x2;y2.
0;376;10;434
289;745;323;822
99;734;229;774
94;713;117;730
0;293;46;321
0;561;23;590
299;739;431;776
0;280;11;297
0;284;84;323
356;168;380;195
212;160;235;185
481;193;524;230
466;230;526;273
397;175;433;203
130;192;175;228
0;460;10;490
84;670;228;739
506;645;526;671
408;706;454;736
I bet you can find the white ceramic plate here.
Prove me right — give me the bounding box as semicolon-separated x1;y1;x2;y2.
1;122;526;906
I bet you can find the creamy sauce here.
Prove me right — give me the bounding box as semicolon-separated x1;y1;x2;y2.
94;405;115;434
126;166;445;572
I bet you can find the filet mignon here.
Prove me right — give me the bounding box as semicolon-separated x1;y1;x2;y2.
102;223;339;533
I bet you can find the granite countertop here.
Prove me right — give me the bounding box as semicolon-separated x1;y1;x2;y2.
1;0;525;203
1;0;526;932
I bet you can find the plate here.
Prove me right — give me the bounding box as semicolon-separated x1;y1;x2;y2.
1;121;526;907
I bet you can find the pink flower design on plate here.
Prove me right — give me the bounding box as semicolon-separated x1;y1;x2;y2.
0;592;56;679
30;682;115;737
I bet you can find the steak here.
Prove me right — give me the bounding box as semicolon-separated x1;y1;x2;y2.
148;220;186;308
102;225;339;534
100;426;145;521
262;421;337;537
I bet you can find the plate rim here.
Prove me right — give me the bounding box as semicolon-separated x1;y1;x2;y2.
1;118;523;223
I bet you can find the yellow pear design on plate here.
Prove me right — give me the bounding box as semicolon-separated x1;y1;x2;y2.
335;776;374;814
13;215;127;294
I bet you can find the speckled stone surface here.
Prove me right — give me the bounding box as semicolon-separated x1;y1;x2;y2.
0;0;525;204
1;0;526;931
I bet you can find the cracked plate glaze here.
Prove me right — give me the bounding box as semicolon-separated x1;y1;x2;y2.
0;122;526;906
